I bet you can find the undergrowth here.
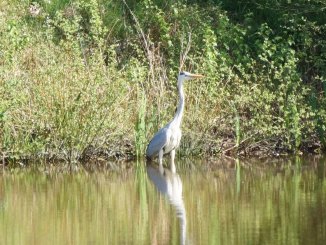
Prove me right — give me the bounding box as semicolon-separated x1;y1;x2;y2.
0;0;325;164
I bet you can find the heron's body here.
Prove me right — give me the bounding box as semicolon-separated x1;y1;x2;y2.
146;121;182;159
146;71;204;173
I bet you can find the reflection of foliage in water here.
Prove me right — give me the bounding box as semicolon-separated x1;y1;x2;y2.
185;157;326;244
0;157;325;244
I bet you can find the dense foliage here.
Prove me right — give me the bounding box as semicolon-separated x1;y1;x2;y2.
0;0;325;163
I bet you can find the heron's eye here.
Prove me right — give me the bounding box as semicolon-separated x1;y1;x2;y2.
179;72;185;76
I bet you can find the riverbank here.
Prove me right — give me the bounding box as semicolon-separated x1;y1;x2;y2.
1;1;325;164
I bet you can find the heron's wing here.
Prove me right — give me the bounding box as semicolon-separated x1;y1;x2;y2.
146;127;170;158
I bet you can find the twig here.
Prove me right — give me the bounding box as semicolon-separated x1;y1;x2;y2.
2;153;5;170
179;32;192;72
122;0;154;81
222;134;256;154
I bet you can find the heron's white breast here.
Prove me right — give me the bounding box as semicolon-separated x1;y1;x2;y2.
163;127;182;154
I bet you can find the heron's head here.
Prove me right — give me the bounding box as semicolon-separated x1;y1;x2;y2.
178;71;204;83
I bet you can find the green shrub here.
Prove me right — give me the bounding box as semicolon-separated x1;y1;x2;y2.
1;0;325;163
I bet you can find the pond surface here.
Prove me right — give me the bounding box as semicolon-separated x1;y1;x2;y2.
0;156;326;245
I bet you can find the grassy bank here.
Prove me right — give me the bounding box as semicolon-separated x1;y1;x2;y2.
1;0;326;164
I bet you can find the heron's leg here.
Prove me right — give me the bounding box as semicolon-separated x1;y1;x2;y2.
170;149;176;173
158;149;164;175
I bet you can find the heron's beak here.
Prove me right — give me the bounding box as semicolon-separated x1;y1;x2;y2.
189;73;205;79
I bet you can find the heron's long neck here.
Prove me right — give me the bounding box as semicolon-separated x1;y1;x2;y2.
172;81;184;128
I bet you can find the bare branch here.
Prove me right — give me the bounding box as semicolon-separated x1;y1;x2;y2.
179;32;192;72
122;0;154;81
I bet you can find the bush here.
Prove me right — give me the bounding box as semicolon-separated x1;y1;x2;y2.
0;0;325;163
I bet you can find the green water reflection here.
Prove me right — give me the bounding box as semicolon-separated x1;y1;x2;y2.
0;156;325;244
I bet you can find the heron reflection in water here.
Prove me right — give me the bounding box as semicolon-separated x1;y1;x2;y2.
146;71;204;173
147;164;187;245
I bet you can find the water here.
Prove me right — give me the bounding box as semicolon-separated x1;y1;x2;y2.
0;156;325;244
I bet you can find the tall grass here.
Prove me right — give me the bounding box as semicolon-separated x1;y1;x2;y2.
0;0;326;163
135;90;147;159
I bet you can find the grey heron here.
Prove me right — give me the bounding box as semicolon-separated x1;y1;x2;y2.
146;71;204;173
